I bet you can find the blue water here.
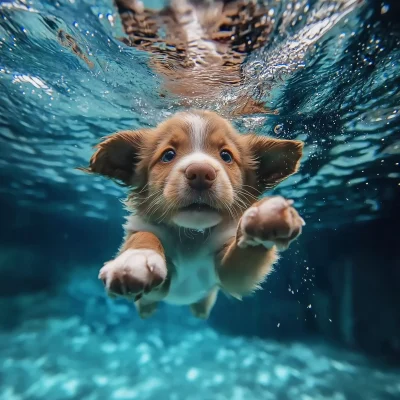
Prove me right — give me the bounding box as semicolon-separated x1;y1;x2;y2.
1;0;400;399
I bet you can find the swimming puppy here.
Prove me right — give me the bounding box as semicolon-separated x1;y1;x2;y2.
81;110;305;319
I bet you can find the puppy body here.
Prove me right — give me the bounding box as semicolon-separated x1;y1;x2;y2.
124;214;236;305
82;110;304;319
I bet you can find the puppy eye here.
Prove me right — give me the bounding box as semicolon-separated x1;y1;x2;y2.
220;150;233;163
161;149;176;163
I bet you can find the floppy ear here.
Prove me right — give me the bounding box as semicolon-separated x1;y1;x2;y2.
245;135;304;191
78;130;147;186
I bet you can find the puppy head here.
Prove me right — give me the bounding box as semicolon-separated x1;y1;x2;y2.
81;110;303;229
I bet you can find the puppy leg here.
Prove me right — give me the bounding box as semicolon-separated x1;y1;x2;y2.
135;276;171;319
98;232;169;309
190;287;219;320
135;300;158;319
216;196;304;297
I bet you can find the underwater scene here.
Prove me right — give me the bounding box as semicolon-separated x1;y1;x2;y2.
1;0;400;399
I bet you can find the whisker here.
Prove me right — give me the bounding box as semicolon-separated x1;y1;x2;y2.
158;200;176;223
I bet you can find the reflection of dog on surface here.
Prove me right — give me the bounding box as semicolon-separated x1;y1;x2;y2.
80;110;304;319
115;0;275;116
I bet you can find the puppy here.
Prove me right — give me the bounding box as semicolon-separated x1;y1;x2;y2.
81;110;304;319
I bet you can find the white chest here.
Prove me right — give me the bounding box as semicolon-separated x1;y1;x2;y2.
124;215;237;306
165;245;218;305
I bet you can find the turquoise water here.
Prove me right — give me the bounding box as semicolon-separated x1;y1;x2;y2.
0;0;400;399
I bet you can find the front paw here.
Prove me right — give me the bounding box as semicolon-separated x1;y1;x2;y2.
238;196;305;250
98;249;167;301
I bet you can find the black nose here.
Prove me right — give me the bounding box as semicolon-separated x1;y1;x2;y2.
185;163;216;191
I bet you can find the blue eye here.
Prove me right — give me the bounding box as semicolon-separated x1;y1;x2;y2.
161;149;176;163
220;150;233;163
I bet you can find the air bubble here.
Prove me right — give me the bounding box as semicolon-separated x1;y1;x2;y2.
381;5;389;14
274;124;283;135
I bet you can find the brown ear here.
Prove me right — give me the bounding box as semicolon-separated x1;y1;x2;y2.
245;135;304;191
78;130;147;186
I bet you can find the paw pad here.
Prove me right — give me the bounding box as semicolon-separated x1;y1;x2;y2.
239;196;304;250
98;249;167;300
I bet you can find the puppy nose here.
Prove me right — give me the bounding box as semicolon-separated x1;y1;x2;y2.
185;163;216;190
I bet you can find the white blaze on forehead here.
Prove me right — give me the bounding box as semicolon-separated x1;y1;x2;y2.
183;113;208;151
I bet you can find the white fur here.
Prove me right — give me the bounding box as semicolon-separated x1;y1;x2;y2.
183;114;208;151
124;215;237;305
237;236;275;249
172;209;222;230
99;249;167;294
167;248;218;305
169;151;232;203
173;151;221;171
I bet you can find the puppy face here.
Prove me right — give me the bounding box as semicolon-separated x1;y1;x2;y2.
144;112;247;229
81;110;303;230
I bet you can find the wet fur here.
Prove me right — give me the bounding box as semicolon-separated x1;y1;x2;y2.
80;110;304;319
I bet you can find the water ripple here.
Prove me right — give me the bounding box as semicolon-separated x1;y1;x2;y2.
0;0;398;227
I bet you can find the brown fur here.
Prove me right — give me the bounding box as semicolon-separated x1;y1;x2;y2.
217;226;278;297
